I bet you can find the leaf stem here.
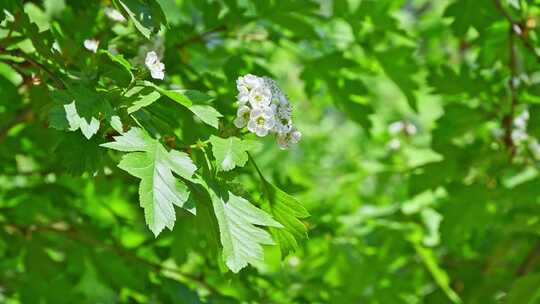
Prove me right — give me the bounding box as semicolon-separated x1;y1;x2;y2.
247;152;271;200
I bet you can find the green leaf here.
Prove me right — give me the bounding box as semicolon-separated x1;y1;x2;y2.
126;87;161;114
506;274;540;304
413;244;462;304
64;101;100;139
110;115;124;133
113;0;167;39
444;0;498;36
374;47;419;111
264;181;309;256
250;158;310;256
204;184;282;273
209;136;256;171
144;82;223;128
55;133;104;175
100;127;150;152
188;105;222;129
528;105;540;139
101;127;196;236
98;50;133;87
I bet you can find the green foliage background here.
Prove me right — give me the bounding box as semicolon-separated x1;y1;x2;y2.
1;0;540;303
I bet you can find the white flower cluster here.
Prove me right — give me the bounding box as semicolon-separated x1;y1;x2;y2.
387;120;417;150
492;109;540;159
511;110;529;143
388;120;417;136
510;110;540;158
234;74;301;149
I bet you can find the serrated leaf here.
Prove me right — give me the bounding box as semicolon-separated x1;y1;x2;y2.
64;101;100;139
55;133;104;175
375;47;419;111
264;181;309;256
101;127;150;152
127;87;161;114
101;127;196;236
444;0;498;36
143;82;222;128
209;136;254;171
197;177;283;273
189;105;222;129
98;50;133;87
249;157;309;256
208;189;282;273
110;115;124;133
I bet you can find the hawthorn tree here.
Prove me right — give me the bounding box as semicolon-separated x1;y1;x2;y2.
1;0;540;303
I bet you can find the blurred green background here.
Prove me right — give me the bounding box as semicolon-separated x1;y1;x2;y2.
2;0;540;303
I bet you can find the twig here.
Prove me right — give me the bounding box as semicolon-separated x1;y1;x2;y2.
502;27;518;157
3;222;221;295
493;0;540;63
0;49;65;89
177;25;227;50
515;240;540;276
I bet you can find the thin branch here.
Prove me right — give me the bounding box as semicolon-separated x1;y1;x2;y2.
4;222;221;295
177;25;227;50
502;27;518;157
0;49;66;89
493;0;540;63
516;240;540;276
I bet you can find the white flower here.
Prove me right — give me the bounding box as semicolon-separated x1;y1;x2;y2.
83;39;99;53
388;121;405;135
105;7;126;22
275;116;293;134
238;74;263;91
234;105;251;128
274;105;293;134
134;35;165;65
145;51;165;80
278;94;289;106
511;129;528;143
404;122;417;135
277;129;302;149
237;85;250;104
248;86;272;108
514;110;529;130
277;103;292;118
247;106;275;137
388;121;417;136
388;138;401;150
